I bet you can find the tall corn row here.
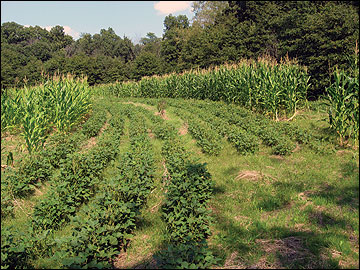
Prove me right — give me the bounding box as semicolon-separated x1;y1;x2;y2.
1;89;24;132
45;77;91;132
103;57;309;119
20;86;49;154
325;67;359;146
324;43;359;146
1;75;91;154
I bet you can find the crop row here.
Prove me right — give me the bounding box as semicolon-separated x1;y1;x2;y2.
51;108;156;268
32;108;124;232
157;136;218;268
81;104;108;138
129;104;178;140
1;104;125;269
166;104;224;156
1;132;86;220
1;102;110;220
102;57;310;120
171;99;302;156
1;76;91;153
167;99;260;155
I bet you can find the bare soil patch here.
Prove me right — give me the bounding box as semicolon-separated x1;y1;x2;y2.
178;122;188;136
336;149;354;156
292;143;301;153
298;190;316;201
147;129;155;139
270;155;285;160
235;170;277;182
235;170;261;181
80;120;109;152
253;236;317;269
155;110;169;120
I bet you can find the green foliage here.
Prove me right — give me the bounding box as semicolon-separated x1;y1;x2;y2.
44;77;91;132
1;149;55;202
160;136;217;268
2;76;91;153
81;105;107;138
187;117;223;155
272;137;296;156
104;58;310;119
1;186;14;219
227;125;260;155
1;226;32;269
44;132;86;168
162;162;213;243
155;240;219;269
132;51;163;80
53;192;136;269
50;107;155;268
1;2;358;98
324;51;359;146
31;112;124;232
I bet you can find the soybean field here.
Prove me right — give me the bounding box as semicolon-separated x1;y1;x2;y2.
1;59;358;269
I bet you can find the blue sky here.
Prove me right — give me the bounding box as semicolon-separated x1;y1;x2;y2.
1;1;195;43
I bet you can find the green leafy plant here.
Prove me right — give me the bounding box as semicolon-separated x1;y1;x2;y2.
157;99;167;117
324;67;359;146
155;241;220;269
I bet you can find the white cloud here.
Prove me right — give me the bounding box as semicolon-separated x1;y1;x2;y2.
20;24;80;39
63;26;80;39
44;25;53;31
43;25;80;40
154;1;192;15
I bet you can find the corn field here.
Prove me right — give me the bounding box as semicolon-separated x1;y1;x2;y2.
102;56;310;120
324;46;359;146
1;75;91;154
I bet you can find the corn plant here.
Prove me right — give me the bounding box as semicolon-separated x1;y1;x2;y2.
102;57;310;120
1;89;24;133
324;67;359;146
2;75;92;153
43;76;91;133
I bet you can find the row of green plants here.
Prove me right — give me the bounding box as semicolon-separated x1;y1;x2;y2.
324;49;359;146
50;106;156;268
1;132;86;220
32;110;124;233
139;97;334;155
184;100;303;156
167;99;260;155
199;101;338;154
1;100;116;221
1;75;91;153
1;132;85;269
1;103;124;269
127;102;219;268
132;103;178;140
156;135;218;269
81;104;107;138
168;105;224;156
101;57;310;120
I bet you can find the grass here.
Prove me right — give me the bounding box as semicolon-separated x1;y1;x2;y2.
1;96;358;269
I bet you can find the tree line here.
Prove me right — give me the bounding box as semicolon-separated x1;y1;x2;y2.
1;1;358;99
